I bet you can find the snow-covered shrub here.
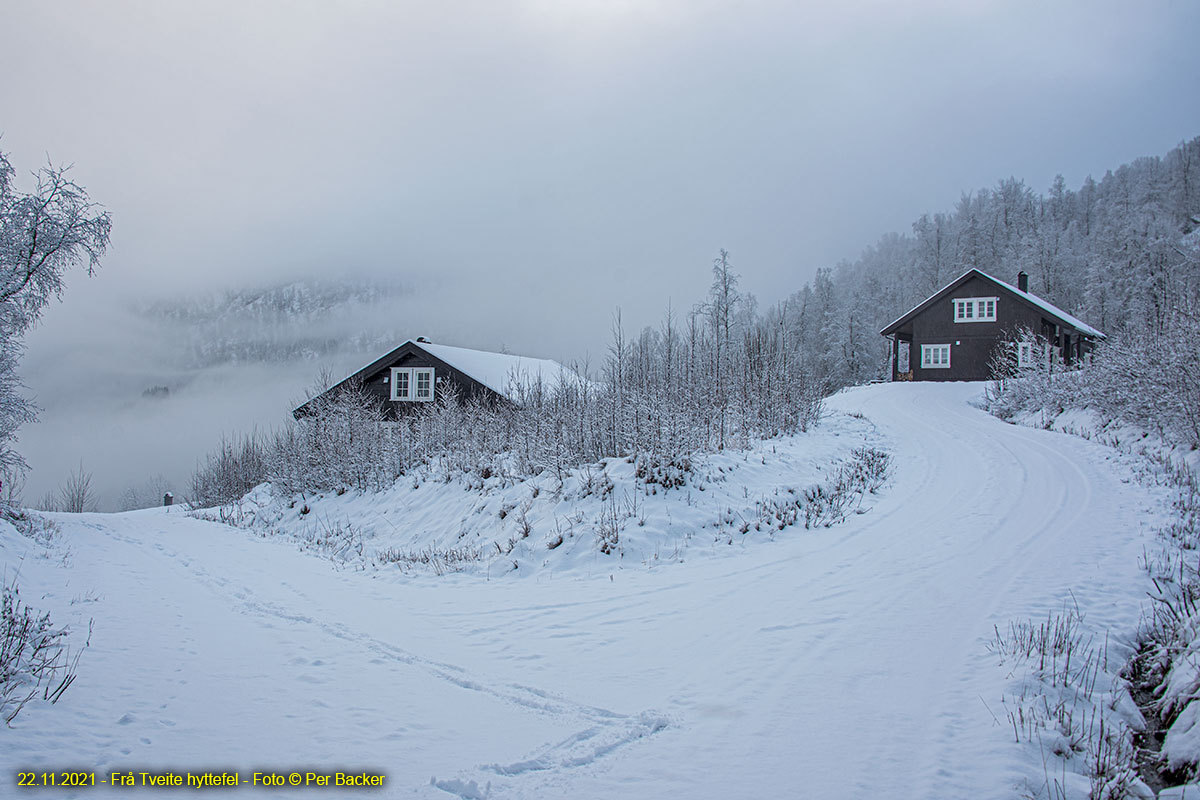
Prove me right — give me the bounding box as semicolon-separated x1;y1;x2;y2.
1081;322;1200;448
204;255;828;504
9;511;60;549
634;455;692;490
28;464;99;514
987;317;1200;449
267;382;396;495
376;545;484;576
848;445;892;494
295;517;366;563
985;328;1061;420
754;447;892;532
1;577;83;724
1132;466;1200;780
263;322;826;499
990;607;1094;688
190;432;269;509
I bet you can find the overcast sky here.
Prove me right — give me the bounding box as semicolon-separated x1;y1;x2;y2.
3;0;1199;360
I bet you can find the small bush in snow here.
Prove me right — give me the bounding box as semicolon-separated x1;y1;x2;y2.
986;318;1200;450
33;464;98;514
634;455;692;490
298;518;366;564
1;493;60;549
1127;466;1200;781
753;447;892;532
10;512;60;549
1;577;85;724
990;605;1097;689
190;432;269;509
57;464;97;514
377;545;484;576
595;492;624;555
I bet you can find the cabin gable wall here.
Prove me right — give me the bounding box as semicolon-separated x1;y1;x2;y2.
357;346;503;418
904;276;1053;382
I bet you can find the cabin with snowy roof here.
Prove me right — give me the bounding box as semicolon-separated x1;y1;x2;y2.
879;270;1105;382
293;338;586;419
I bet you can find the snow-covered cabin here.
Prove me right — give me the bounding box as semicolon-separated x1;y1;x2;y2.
879;270;1105;382
293;339;587;419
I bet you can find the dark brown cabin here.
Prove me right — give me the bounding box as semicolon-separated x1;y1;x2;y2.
879;270;1105;382
293;338;584;419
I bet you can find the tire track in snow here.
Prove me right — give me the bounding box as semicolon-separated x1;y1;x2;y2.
42;383;1157;800
622;383;1122;799
77;518;669;797
818;384;1126;798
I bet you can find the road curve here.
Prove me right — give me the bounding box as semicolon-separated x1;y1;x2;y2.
0;382;1163;800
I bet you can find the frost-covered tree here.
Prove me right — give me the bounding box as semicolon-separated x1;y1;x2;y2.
784;135;1200;390
216;249;826;500
0;149;111;477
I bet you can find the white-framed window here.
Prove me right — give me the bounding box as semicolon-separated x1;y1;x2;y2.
389;367;435;402
953;297;998;323
1017;342;1033;368
414;368;432;401
921;344;951;369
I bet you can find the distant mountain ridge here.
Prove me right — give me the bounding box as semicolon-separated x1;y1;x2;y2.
139;277;412;368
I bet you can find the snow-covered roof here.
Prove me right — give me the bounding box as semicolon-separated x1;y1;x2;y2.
985;274;1104;338
879;269;1105;339
415;341;589;399
293;340;593;418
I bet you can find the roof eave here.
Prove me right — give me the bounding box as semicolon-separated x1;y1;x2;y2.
878;268;1105;340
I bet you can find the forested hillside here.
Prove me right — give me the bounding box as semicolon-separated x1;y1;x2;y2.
782;136;1200;387
139;278;412;368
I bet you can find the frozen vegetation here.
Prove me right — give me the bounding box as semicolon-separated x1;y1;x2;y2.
18;277;421;511
2;124;1197;798
780;137;1200;390
15;136;1200;512
982;314;1200;796
0;381;1179;799
202;411;889;578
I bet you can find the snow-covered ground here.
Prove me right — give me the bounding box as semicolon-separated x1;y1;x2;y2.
0;382;1172;798
219;407;885;579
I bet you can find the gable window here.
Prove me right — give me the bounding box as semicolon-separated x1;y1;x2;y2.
953;297;998;323
921;344;951;369
389;367;435;402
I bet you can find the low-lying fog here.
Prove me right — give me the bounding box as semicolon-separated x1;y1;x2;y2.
18;272;606;512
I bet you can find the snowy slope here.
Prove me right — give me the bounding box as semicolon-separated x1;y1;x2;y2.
220;409;885;579
0;382;1170;799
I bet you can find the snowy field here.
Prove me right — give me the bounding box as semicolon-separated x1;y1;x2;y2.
0;382;1172;798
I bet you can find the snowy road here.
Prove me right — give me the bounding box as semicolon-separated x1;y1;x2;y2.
1;383;1165;798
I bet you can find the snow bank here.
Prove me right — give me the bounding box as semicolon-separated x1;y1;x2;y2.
988;389;1200;793
2;382;1172;798
212;410;889;580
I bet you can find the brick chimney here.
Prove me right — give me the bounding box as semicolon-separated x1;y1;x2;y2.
1017;271;1029;293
